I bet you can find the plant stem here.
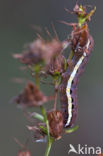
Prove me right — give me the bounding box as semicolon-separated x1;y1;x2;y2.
35;72;40;89
45;137;54;156
34;64;40;89
40;106;54;156
53;90;57;111
40;106;50;138
34;65;54;156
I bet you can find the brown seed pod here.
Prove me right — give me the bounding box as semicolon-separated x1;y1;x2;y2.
47;110;63;139
14;138;31;156
17;150;31;156
13;39;63;66
12;81;53;108
13;39;44;65
46;54;66;76
42;39;63;64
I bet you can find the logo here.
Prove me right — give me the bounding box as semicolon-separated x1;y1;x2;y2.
68;144;102;155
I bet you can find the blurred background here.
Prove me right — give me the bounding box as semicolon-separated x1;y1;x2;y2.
0;0;103;155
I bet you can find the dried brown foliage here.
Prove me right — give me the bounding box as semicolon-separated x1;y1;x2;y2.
12;81;53;108
13;39;63;66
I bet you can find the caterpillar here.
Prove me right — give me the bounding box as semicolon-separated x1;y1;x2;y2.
59;23;94;127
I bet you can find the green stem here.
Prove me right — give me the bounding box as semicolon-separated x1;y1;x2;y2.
53;90;57;111
45;138;54;156
33;64;40;89
40;106;50;138
35;72;40;89
40;106;54;156
34;65;54;156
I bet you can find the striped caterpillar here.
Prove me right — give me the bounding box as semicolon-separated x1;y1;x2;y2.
59;23;94;127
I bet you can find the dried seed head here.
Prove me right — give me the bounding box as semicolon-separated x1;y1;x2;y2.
47;110;63;139
17;150;31;156
46;54;66;76
13;39;63;66
42;39;63;64
15;138;31;156
12;81;51;108
13;39;45;65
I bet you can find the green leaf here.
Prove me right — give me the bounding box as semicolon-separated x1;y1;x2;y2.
39;125;48;134
31;112;44;122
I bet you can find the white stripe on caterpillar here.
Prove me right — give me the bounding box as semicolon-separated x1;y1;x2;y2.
65;39;90;127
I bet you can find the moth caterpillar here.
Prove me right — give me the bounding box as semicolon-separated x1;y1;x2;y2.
59;23;94;127
59;2;96;127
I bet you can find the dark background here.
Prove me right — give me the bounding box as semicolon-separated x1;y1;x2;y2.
0;0;103;155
